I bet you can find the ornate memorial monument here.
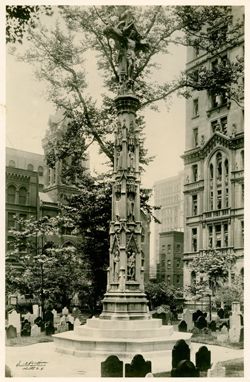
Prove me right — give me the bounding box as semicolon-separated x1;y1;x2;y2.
53;10;191;372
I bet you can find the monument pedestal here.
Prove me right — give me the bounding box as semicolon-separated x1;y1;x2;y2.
53;317;191;372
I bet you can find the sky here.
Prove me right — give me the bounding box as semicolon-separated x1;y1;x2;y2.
5;7;186;189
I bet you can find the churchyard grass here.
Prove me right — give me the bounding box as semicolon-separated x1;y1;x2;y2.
6;334;53;347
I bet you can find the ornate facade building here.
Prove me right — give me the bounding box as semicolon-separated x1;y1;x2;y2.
182;7;244;290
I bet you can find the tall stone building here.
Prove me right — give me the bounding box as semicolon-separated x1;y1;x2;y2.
153;171;184;269
182;7;244;290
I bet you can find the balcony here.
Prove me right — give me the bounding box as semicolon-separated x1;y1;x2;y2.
202;208;231;222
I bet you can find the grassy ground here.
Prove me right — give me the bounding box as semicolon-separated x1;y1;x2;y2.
219;358;244;377
191;335;244;349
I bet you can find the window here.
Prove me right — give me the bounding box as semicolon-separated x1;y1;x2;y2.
167;244;171;254
38;166;44;176
224;223;228;247
167;260;171;269
194;46;199;58
192;164;198;182
8;213;15;229
210;191;214;210
241;150;244;169
9;160;15;167
193;127;199;147
217;189;222;209
141;228;145;243
176;259;180;268
221;117;228;135
192;228;197;252
167;275;171;284
176;244;181;253
193;99;199;117
7;185;16;203
18;238;27;252
241;184;244;204
19;187;27;205
211;120;219;133
211;58;218;71
19;214;27;231
241;221;244;245
192;194;198;216
27;164;34;171
191;271;196;285
7;236;15;251
225;188;229;208
176;275;180;284
215;225;221;248
216;152;222;181
208;225;213;248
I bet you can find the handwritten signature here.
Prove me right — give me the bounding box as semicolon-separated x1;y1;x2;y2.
16;361;48;371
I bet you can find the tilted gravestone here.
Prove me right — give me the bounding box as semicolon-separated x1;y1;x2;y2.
172;339;190;369
195;315;207;330
101;355;123;377
209;320;217;332
183;308;194;331
6;325;17;339
125;354;151;377
171;360;199;377
178;320;187;332
195;346;211;372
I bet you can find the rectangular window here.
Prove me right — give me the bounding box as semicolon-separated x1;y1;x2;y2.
217;189;222;209
192;194;198;216
210;191;214;210
225;188;229;208
215;224;221;248
176;244;181;253
192;228;197;252
220;116;228;135
167;260;171;269
211;120;219;133
176;275;180;284
176;259;181;268
224;223;228;247
208;225;213;248
192;164;198;182
193;99;199;117
193;127;199;147
167;275;171;285
167;244;171;254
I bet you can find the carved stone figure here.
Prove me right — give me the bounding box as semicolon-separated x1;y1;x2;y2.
127;194;135;221
127;251;136;280
113;250;120;282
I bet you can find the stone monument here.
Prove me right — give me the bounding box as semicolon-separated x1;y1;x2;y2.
53;10;191;372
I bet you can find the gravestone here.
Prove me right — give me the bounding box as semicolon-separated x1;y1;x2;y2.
52;309;57;318
101;355;123;377
44;310;54;335
31;323;41;337
183;309;194;331
171;360;199;377
221;325;228;334
217;325;228;342
217;308;225;319
125;354;151;377
32;304;39;318
207;363;225;377
6;325;17;339
34;316;44;331
192;310;203;322
209;320;217;332
229;302;243;343
21;320;31;336
8;310;21;335
74;318;81;327
195;346;211;372
178;320;187;332
62;306;69;316
172;339;190;369
24;312;32;322
195;315;207;330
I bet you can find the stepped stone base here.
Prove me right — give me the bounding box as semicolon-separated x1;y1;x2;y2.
53;317;192;371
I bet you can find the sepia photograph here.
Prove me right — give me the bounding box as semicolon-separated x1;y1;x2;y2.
4;1;245;378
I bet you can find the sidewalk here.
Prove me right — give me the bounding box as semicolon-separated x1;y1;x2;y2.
6;340;243;377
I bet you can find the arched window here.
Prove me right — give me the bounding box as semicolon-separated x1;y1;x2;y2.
27;163;34;171
7;185;16;203
9;160;15;167
224;159;229;176
210;163;213;179
38;166;44;176
216;152;222;181
19;187;27;204
209;151;229;211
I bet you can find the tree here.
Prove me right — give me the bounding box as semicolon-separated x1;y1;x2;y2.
145;281;183;310
12;5;243;168
188;250;237;295
6;5;53;44
215;275;243;308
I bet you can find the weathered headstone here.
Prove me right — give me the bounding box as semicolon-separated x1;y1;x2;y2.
21;320;31;336
52;309;57;318
31;323;41;337
183;309;194;331
207;363;226;377
125;354;151;377
192;310;203;322
32;304;39;318
229;302;243;343
34;316;44;331
217;308;225;319
101;355;123;377
74;318;81;327
217;325;228;342
172;339;190;369
178;320;187;332
6;325;17;339
171;360;199;377
195;315;207;330
209;320;217;332
195;346;211;372
62;306;69;316
8;310;21;335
